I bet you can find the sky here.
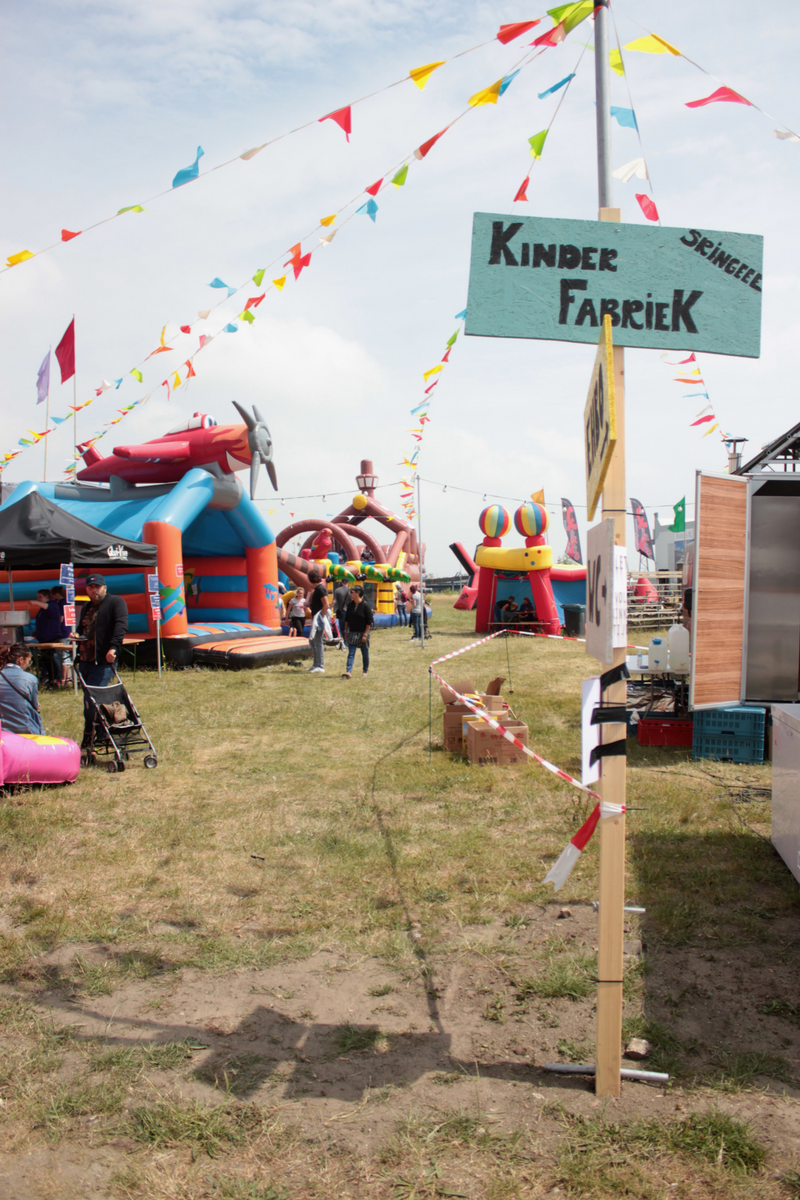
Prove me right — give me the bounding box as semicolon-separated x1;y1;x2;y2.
1;1;799;574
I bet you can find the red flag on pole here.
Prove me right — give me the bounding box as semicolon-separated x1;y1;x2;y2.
55;318;75;384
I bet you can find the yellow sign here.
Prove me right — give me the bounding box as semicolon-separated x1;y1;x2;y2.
584;313;617;520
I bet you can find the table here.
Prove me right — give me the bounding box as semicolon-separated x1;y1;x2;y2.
29;641;74;688
625;655;689;715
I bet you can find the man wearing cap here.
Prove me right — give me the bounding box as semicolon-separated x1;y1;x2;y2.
72;575;128;745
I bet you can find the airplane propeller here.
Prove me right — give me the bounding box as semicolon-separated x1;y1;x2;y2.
232;402;278;498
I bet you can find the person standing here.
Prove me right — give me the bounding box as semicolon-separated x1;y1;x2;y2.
71;574;128;746
306;569;329;674
395;584;409;627
287;587;307;637
333;580;350;640
342;585;373;679
409;585;423;641
0;643;45;734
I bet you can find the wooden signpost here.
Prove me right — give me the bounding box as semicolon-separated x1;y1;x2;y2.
462;0;762;1097
589;241;628;1095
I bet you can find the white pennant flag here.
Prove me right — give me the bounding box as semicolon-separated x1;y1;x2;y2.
612;157;648;182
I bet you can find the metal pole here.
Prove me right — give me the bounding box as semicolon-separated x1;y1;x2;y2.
504;630;513;694
594;0;614;210
428;668;432;760
156;617;162;678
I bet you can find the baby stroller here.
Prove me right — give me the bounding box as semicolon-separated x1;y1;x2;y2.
78;665;158;773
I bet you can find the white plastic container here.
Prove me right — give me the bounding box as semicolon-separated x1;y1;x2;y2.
668;623;690;673
648;636;666;671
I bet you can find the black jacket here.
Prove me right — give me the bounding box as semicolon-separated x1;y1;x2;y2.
78;593;128;663
344;599;374;634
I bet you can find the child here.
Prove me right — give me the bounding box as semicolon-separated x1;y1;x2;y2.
287;587;307;638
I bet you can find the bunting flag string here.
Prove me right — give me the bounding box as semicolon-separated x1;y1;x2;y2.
607;10;660;224
660;350;727;453
513;38;589;202
397;313;466;522
618;14;800;141
3;39;555;477
2;16;564;276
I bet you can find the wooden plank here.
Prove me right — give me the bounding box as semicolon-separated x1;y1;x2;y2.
595;204;627;1099
690;473;748;708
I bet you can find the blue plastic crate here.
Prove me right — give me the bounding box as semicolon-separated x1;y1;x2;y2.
692;732;764;764
693;705;766;739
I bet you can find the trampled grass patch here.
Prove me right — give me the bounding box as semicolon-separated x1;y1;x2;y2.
0;598;797;1198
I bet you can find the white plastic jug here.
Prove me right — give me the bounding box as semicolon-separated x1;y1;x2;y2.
668;623;690;673
648;636;666;671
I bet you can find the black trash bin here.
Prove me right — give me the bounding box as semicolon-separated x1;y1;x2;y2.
562;604;586;637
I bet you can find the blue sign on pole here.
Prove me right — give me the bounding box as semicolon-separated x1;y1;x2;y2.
465;213;763;357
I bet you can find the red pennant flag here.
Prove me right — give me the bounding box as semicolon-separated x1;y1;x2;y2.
61;229;81;241
245;294;265;310
690;414;715;426
180;324;191;333
533;23;565;47
319;106;352;141
184;360;196;378
513;176;530;202
441;348;451;363
686;86;751;109
676;353;696;364
284;243;312;280
414;128;448;160
635;193;659;222
497;20;541;43
55;318;75;384
365;178;383;196
424;380;439;394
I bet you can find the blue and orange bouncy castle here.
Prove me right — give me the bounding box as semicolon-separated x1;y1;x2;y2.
466;501;586;635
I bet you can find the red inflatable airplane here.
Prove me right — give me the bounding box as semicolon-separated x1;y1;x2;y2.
76;403;277;499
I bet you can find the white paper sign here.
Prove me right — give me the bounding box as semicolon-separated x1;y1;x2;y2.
581;676;601;785
586;519;615;664
586;521;628;664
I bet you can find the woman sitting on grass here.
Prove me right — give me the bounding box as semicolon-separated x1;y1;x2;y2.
0;643;45;735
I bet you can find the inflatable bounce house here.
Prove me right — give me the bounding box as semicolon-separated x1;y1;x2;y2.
0;411;416;666
451;501;586;634
276;459;419;628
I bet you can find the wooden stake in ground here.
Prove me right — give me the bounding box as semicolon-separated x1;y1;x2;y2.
595;205;627;1097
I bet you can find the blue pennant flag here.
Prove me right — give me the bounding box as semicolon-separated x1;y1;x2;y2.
172;146;204;188
356;198;378;222
538;74;575;99
610;106;638;130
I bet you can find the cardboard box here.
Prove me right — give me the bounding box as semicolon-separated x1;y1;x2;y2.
466;718;529;766
440;676;511;752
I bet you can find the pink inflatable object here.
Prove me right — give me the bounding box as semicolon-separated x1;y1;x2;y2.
0;723;81;786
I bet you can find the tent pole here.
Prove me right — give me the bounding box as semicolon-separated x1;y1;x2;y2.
8;571;14;612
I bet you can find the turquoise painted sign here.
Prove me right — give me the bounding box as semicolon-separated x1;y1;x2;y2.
465;214;763;357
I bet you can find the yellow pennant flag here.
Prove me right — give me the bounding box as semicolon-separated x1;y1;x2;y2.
7;250;34;266
625;33;680;55
702;422;719;437
609;49;624;75
171;371;181;390
409;61;445;90
320;214;336;226
273;275;286;291
469;78;503;107
423;365;443;382
531;489;545;505
160;325;168;347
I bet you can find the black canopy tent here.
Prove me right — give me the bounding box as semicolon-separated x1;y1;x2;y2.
0;492;157;609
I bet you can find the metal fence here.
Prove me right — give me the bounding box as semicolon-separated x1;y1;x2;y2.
627;570;682;632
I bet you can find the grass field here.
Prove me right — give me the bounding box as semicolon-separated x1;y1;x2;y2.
0;596;798;1199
